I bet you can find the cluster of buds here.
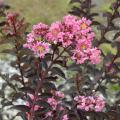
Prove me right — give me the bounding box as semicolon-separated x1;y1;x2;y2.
3;12;26;36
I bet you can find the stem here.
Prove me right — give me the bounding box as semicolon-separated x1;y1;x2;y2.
44;47;67;76
107;52;118;73
29;46;66;120
15;43;25;86
74;109;81;120
78;111;87;120
4;76;17;92
75;73;81;94
12;20;25;86
74;74;88;119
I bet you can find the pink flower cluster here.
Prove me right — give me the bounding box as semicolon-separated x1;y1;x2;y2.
62;114;69;120
46;91;65;110
24;15;101;64
47;97;58;110
46;91;68;119
45;91;69;119
23;23;50;58
74;95;105;112
25;91;68;119
26;94;39;111
25;94;40;119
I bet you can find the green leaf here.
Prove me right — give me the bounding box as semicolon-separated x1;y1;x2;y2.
35;108;49;116
10;105;30;112
17;112;28;120
35;100;50;108
99;43;117;55
111;84;120;91
51;67;66;79
45;76;58;81
43;82;56;90
40;93;52;99
100;3;113;13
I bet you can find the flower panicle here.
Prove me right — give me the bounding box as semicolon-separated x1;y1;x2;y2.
23;14;101;64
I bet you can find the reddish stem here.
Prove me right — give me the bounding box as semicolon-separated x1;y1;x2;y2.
29;47;67;120
12;19;25;86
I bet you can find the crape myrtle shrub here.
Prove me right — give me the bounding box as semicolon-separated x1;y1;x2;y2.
0;0;119;120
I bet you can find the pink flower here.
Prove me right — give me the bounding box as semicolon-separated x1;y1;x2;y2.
26;94;39;111
87;47;101;64
62;114;69;120
32;41;50;58
87;32;95;40
84;96;95;111
94;96;105;112
80;17;92;27
76;17;92;37
47;97;58;110
63;15;77;28
46;21;62;43
23;33;35;49
23;43;32;49
74;95;85;102
24;41;50;58
32;23;48;37
55;91;65;99
46;111;53;117
72;43;101;64
28;93;35;100
26;32;35;43
72;49;88;64
58;32;73;47
74;96;87;110
62;15;79;33
63;15;77;23
59;106;65;111
25;94;39;120
76;38;91;51
74;95;105;112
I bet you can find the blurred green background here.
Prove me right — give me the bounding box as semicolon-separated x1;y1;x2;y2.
5;0;70;24
4;0;116;25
